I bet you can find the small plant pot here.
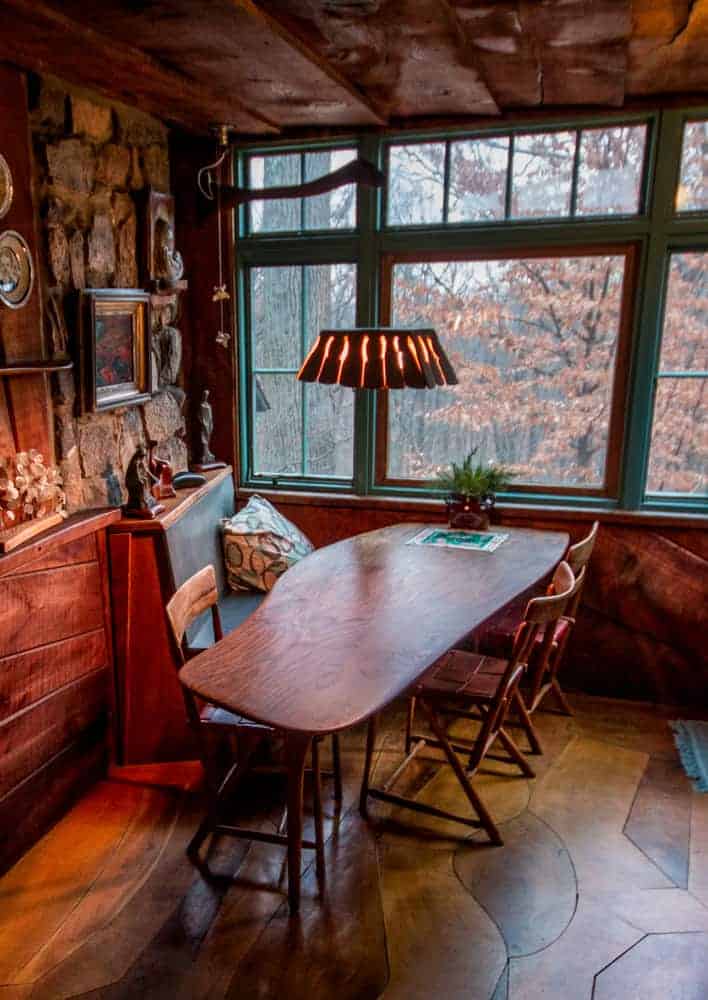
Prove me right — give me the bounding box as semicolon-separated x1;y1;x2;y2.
445;492;495;531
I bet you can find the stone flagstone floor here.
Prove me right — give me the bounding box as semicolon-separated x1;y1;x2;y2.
0;693;707;1000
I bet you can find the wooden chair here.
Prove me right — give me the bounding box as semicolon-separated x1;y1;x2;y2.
473;521;599;731
407;560;586;757
166;565;342;891
362;563;577;846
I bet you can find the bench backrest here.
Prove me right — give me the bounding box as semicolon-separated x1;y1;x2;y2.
164;473;234;596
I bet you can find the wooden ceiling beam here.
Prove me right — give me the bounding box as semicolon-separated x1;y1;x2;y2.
256;0;499;119
447;2;542;108
236;0;388;125
628;0;708;96
0;0;279;135
442;0;540;109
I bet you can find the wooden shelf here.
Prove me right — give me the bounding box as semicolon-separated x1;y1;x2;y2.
0;507;121;578
111;466;233;533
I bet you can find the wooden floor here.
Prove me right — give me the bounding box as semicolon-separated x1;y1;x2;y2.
1;694;707;1000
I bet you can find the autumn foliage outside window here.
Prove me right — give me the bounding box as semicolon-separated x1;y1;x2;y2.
238;112;707;509
646;251;707;495
386;252;628;490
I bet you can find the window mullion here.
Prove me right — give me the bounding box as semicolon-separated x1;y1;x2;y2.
354;133;381;496
301;264;308;476
504;133;514;219
622;110;688;508
442;141;451;224
569;129;581;217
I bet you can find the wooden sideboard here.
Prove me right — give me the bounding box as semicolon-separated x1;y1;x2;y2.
109;467;239;764
0;508;120;874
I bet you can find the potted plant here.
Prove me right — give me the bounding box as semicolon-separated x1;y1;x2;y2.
433;450;514;530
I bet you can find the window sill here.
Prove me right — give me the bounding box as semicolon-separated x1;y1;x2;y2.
237;486;707;530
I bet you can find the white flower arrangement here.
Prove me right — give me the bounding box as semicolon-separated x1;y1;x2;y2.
0;450;66;530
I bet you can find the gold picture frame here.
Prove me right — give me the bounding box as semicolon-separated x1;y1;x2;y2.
80;289;152;413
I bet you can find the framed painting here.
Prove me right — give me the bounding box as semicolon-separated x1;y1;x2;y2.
80;289;152;413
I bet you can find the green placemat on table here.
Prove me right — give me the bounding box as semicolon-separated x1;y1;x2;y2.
407;527;509;553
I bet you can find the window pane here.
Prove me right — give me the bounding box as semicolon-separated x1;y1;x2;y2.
304;263;357;350
249;153;301;233
249;263;356;481
646;378;707;495
576;125;646;216
387;143;445;225
677;120;708;212
387;254;626;487
305;383;354;477
658;252;708;372
304;148;357;230
253;374;302;476
252;266;302;370
511;131;576;218
448;137;509;222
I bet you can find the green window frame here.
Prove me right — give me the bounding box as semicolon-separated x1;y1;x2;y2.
235;109;708;515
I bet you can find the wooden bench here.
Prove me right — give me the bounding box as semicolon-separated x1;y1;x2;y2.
109;466;264;763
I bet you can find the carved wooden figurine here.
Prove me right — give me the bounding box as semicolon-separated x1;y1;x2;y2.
194;389;226;472
147;440;176;500
151;299;184;400
156;219;184;286
124;445;165;518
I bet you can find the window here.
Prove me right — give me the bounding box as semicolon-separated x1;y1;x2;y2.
385;123;647;227
387;143;446;226
381;251;632;491
247;147;357;234
646;251;707;496
249;263;356;480
676;120;707;213
237;111;708;514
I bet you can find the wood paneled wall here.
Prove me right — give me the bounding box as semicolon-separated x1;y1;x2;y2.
0;63;53;461
238;493;708;709
171;133;238;473
0;511;119;874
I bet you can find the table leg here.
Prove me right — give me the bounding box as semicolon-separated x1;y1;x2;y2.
285;731;310;915
359;713;378;817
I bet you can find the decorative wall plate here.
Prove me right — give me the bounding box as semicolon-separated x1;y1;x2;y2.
0;230;34;309
0;155;12;220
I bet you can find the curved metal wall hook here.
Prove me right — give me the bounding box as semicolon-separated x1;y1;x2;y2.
197;146;230;201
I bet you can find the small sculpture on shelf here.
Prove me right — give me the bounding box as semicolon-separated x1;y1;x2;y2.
151;299;183;400
194;388;226;472
143;190;187;293
124;445;164;519
156;218;184;287
147;439;176;500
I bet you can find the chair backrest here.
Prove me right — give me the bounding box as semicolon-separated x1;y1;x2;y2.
468;563;576;770
565;521;598;615
514;561;577;662
522;562;583;706
165;564;223;668
567;521;599;575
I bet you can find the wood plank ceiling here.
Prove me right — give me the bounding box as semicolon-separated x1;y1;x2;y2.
2;0;707;134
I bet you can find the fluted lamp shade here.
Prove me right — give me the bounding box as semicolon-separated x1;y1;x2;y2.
296;329;458;390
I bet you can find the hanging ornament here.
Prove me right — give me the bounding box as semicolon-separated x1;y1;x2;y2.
198;129;232;350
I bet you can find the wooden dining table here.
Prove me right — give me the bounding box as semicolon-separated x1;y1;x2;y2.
179;522;569;913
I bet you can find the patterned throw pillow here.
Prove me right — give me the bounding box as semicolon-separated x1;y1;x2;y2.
222;495;314;593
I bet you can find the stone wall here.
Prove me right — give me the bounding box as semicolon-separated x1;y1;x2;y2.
29;76;187;509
